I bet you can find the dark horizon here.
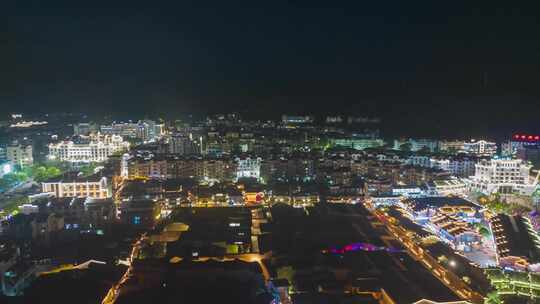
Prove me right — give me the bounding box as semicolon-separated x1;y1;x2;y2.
3;1;540;138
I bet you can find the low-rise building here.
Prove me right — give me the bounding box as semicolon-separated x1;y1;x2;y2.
490;214;540;270
41;174;110;198
425;178;468;197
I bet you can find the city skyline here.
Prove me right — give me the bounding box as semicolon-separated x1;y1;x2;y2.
3;2;540;304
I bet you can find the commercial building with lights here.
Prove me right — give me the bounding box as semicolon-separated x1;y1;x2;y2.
490;214;540;271
462;140;497;157
502;134;540;166
408;155;480;178
331;137;385;150
48;134;129;163
100;120;164;142
438;140;465;152
41;174;111;198
427;213;480;251
235;156;262;181
281;115;314;124
468;158;536;195
393;138;439;152
424;178;468;197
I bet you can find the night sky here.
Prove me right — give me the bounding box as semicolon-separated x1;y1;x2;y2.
2;1;540;137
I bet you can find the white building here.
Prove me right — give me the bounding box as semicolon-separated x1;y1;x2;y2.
331;138;385;150
7;141;33;167
394;138;438;152
462;140;497;157
469;158;536;195
425;178;468;197
41;175;110;198
438;140;465;152
430;156;478;178
236;157;261;181
48;134;129;163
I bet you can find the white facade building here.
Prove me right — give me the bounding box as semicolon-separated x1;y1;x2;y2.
469;158;536;195
439;140;465;152
425;178;468;197
7;141;33;167
430;156;478;178
48;134;129;163
462;140;497;156
236;157;262;181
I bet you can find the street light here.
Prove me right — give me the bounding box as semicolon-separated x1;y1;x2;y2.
449;260;457;268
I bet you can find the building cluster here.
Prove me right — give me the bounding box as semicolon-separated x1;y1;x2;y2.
4;196;115;245
4;112;540;303
74;120;164;142
393;138;497;156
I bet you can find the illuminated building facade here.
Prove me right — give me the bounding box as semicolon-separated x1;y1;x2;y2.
42;175;110;198
393;138;438;152
168;133;199;155
281;115;314;124
236;157;261;181
462;140;497;156
502;134;540;166
469;158;536;195
331;138;384;150
7;140;33;167
438;140;465;152
100;120;164;141
48;134;129;163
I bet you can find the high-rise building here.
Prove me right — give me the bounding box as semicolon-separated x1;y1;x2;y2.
100;120;164;142
168;134;199;155
502;134;540;166
7;140;33;167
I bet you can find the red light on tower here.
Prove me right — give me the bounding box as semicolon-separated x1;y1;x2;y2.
514;134;520;139
535;136;540;141
529;135;534;140
522;135;527;139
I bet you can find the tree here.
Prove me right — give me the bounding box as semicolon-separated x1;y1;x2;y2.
418;146;431;154
399;143;412;151
484;291;502;304
478;226;491;238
